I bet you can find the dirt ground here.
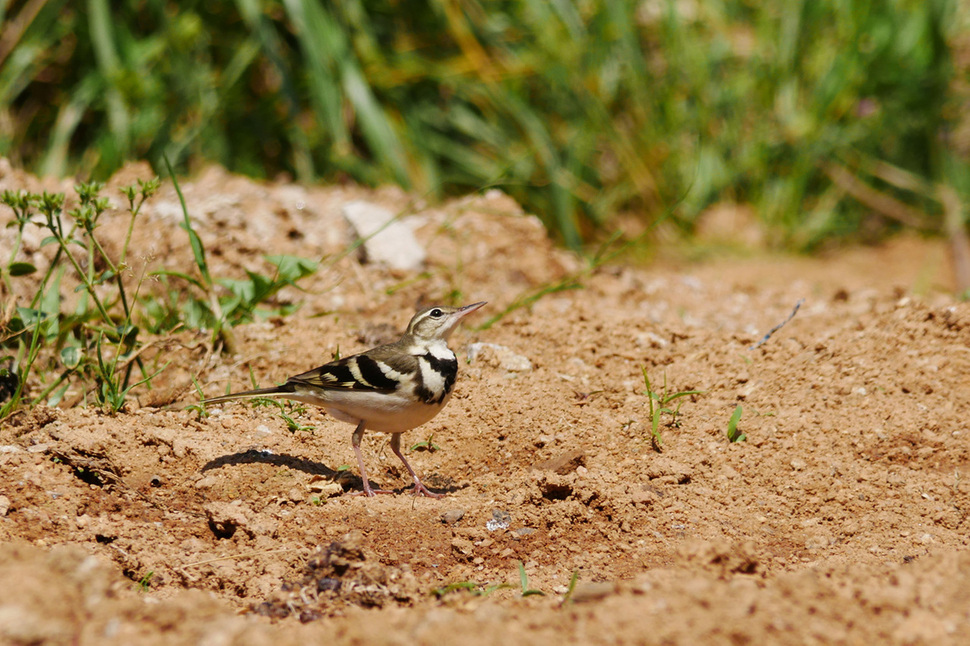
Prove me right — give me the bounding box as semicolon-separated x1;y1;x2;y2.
2;161;970;645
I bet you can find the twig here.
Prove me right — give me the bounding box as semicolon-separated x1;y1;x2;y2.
824;162;926;228
182;547;295;568
750;299;804;350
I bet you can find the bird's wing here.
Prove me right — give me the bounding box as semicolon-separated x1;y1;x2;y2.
290;350;416;393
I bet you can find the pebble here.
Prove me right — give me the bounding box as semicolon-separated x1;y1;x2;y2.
441;509;466;525
342;201;426;271
466;343;532;373
486;509;511;531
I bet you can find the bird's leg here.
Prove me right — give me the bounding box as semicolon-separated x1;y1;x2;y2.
390;433;444;498
348;420;392;497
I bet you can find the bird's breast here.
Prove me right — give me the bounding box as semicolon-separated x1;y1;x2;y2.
413;348;458;405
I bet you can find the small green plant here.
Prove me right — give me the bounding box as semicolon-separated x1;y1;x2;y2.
2;171;321;419
409;433;441;453
432;580;513;598
641;368;704;452
185;376;210;419
518;561;545;597
1;179;162;416
137;570;154;592
560;571;580;606
149;158;318;354
257;398;314;433
727;404;746;443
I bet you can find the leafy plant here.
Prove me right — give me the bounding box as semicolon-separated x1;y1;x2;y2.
409;433;441;453
518;561;545;597
146;159;318;353
1;179;161;416
641;368;704;452
1;172;320;418
727;404;746;443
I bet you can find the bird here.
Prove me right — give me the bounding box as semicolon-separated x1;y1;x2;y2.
201;301;486;497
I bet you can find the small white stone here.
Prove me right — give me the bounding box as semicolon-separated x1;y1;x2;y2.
342;201;426;271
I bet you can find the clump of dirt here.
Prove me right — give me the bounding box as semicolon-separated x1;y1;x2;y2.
2;161;970;644
256;530;423;622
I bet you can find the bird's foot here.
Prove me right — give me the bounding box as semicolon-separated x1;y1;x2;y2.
412;481;445;498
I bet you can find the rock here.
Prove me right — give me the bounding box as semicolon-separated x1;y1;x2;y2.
466;343;532;373
441;509;466;525
203;500;252;540
534;450;586;475
342;201;426;271
307;476;344;499
486;509;511;531
570;581;619;603
450;537;475;561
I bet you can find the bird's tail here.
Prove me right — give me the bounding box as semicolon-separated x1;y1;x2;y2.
201;383;297;406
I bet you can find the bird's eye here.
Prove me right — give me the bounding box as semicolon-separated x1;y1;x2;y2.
429;308;443;318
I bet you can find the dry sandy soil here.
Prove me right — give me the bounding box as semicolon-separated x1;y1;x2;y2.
1;162;970;645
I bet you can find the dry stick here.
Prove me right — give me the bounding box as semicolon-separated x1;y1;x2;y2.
940;186;970;294
823;162;926;228
182;547;295;568
750;299;804;350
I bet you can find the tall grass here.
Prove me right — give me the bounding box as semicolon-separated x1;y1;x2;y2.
0;0;965;249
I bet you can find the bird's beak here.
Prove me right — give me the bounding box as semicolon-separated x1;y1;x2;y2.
457;301;487;319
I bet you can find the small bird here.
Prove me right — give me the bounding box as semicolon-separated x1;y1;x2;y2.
202;301;486;497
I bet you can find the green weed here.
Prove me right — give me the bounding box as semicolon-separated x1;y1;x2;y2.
561;571;580;606
641;368;704;452
1;174;320;418
727;405;746;443
518;561;545;597
409;433;441;453
1;180;160;416
137;570;154;592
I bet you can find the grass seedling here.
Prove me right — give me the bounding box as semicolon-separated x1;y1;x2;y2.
138;570;154;592
560;571;580;606
727;404;746;443
518;561;545;597
409;433;440;453
185;376;210;418
260;399;314;433
641;368;704;452
432;580;513;598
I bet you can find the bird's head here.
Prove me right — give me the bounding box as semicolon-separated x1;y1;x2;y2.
406;301;486;342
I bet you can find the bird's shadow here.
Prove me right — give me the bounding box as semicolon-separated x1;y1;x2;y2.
201;449;341;478
200;449;462;496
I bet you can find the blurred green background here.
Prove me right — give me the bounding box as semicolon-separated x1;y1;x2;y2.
1;0;967;250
